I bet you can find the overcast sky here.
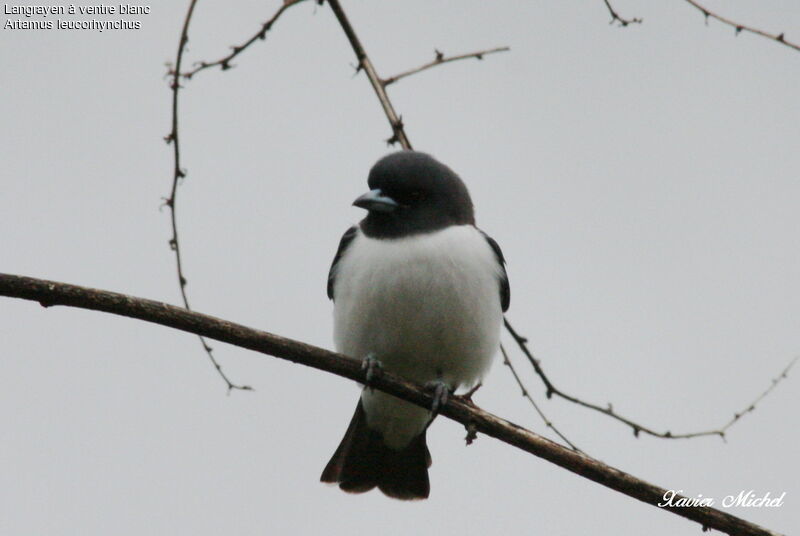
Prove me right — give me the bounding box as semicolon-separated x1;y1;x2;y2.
2;1;798;535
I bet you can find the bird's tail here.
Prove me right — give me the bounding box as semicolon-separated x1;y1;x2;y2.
320;400;431;500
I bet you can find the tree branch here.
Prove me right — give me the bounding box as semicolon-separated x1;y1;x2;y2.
181;0;308;79
381;47;510;87
504;318;797;441
601;0;642;27
326;0;412;148
682;0;800;53
0;272;784;536
164;0;251;392
500;343;584;453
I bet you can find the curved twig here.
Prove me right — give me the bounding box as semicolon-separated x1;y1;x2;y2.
165;0;251;392
504;318;797;440
500;343;584;453
381;47;510;86
0;272;784;536
182;0;308;79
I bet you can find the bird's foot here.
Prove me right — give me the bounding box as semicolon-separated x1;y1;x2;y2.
424;379;452;417
361;353;383;386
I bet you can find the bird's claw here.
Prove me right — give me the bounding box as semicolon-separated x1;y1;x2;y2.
361;353;383;386
425;379;451;416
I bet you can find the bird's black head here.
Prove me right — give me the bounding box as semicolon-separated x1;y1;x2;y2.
355;151;475;239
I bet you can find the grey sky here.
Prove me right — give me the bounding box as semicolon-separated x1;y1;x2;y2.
2;1;798;535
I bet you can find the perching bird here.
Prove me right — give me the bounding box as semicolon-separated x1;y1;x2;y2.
320;151;509;499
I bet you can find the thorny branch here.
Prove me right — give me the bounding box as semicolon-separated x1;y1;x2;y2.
326;0;412;148
601;0;642;27
164;0;251;392
181;0;308;79
682;0;800;53
504;318;798;441
0;273;785;536
381;47;510;87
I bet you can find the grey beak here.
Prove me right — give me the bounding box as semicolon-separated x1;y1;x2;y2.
352;189;398;213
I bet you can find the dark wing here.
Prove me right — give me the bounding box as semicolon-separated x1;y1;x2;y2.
327;225;359;301
480;230;510;312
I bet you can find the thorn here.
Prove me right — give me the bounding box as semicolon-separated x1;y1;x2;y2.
179;276;187;286
476;53;483;60
664;430;672;438
164;133;175;144
545;388;553;399
703;12;709;26
777;33;785;42
434;49;444;61
176;168;186;179
462;382;482;402
735;26;743;35
168;238;177;250
633;426;640;438
221;60;231;70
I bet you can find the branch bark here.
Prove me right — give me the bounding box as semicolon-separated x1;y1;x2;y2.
0;273;783;536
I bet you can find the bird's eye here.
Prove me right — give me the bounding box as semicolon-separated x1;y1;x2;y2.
409;190;425;201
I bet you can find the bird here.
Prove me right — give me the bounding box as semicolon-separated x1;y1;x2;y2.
320;151;509;500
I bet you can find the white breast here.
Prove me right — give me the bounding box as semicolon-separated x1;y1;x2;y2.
332;225;504;448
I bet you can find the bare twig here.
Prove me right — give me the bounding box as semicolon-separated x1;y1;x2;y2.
0;273;784;536
182;0;308;79
682;0;800;53
164;0;251;392
326;0;412;148
504;318;797;441
500;343;584;453
381;47;510;87
716;356;799;436
602;0;642;27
